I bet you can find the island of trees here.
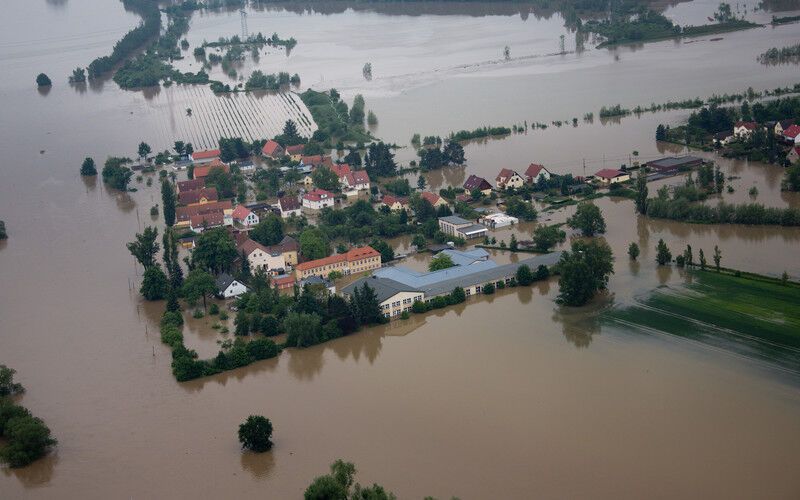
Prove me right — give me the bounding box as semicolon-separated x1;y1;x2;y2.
0;365;57;468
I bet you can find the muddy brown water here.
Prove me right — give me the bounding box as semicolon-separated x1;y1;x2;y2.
2;0;800;498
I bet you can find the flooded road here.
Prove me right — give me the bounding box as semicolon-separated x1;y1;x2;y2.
1;0;800;498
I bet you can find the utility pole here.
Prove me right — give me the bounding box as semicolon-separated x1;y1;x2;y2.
559;35;565;55
240;9;248;39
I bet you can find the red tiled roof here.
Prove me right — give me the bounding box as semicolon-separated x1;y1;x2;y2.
525;163;547;179
382;194;408;206
279;196;301;211
176;200;232;222
496;168;515;181
295;246;380;272
420;191;441;205
464;174;492;191
286;144;305;155
193;161;229;179
594;168;624;179
273;274;296;287
231;205;253;221
191;149;220;161
262;140;282;156
783;124;800;139
178;187;218;205
177;178;205;193
303;188;335;202
330;163;351;179
190;212;224;228
345;170;370;186
735;121;757;130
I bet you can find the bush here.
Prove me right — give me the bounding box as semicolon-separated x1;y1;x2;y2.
160;311;184;328
238;415;273;452
516;264;534;286
192;309;205;319
400;311;410;320
219;310;229;320
246;338;280;360
160;325;184;348
534;265;550;280
209;303;220;315
483;283;495;295
411;300;428;313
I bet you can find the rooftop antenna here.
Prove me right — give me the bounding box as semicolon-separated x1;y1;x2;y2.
240;9;248;39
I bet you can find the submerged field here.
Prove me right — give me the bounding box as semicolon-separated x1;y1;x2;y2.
606;270;800;371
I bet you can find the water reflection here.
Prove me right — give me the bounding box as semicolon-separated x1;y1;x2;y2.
550;293;610;348
36;86;51;97
240;450;276;480
2;452;58;487
287;345;325;381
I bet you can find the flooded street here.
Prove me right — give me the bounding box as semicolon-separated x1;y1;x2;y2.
1;0;800;498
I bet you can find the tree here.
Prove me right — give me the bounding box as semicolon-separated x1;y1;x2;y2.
509;234;519;251
505;196;537;221
80;157;97;176
442;141;465;165
429;253;455;271
127;226;159;268
556;239;614;306
786;165;800;192
138;142;151;159
451;286;466;303
161;180;176;227
516;264;534;286
283;119;299;140
369;238;395;262
364;142;397;178
713;245;722;271
634;168;648;214
299;227;331;260
0;365;24;397
416;175;426;190
192;227;237;273
312;166;340;191
205;167;235;198
173;141;186;156
567;203;606;237
0;221;6;240
412;234;427;249
140;265;169;300
655;124;666;141
684;245;693;266
532;225;566;252
36;73;52;87
284;312;323;347
699;249;707;270
250;215;284;246
305;460;356;500
182;269;216;310
655;239;672;265
238;415;273;452
714;165;725;194
102;157;133;190
349;94;365;125
628;242;640;261
0;411;57;468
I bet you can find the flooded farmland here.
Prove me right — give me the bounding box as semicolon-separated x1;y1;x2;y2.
1;0;800;498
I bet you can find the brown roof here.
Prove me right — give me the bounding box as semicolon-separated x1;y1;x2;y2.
176;200;232;222
239;238;275;257
420;191;442;205
525;163;548;180
177;178;205;193
279;196;301;211
190;212;224;228
346;170;370;186
594;168;625;179
286;144;305;155
178;187;218;205
262;140;283;156
191;149;220;161
496;168;515;181
382;194;408;207
464;174;492;191
330;163;351;179
231;205;253;221
303;188;335;202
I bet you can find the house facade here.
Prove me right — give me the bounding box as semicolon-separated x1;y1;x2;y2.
239;239;287;274
232;205;260;227
303;189;335;210
285;144;305;162
294;246;381;280
734;121;757;139
193;159;229;179
420;191;449;208
524;163;551;183
495;168;525;189
788;146;800;164
344;170;370;192
594;169;630;184
381;195;409;211
278;196;303;218
216;273;248;299
438;215;488;239
176;200;233;228
190;212;226;233
783;125;800;145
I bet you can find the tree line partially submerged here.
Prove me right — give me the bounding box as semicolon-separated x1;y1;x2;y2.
0;366;57;468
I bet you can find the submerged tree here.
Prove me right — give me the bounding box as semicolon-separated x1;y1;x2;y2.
36;73;52;87
556;239;614;306
567;202;606;237
80;157;97;176
126;226;159;268
655;239;672;265
628;242;640;261
238;415;273;452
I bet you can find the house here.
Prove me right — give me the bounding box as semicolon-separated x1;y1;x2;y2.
381;195;409;211
593;169;630;184
495;168;526;189
239;239;287;273
713;131;734;146
734;121;757;139
261;140;284;159
420;191;449;208
278;196;302;218
176;200;233;227
343;170;370;193
272;274;296;291
788;146;800;164
774;119;795;136
298;275;336;294
330;163;352;180
438;215;488;240
191;149;221;165
782;124;800;145
463;175;493;196
232;205;260;227
302;188;335;210
216;273;248;299
190;211;226;233
646;156;704;174
300;155;333;169
285;144;305;162
295;246;381;280
193;159;229;179
524;163;552;183
273;235;299;266
178;187;218;206
177;178;205;193
236;160;255;172
480;212;519;229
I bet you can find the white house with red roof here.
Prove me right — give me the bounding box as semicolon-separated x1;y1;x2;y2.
343;170;370;194
782;124;800;145
594;168;630;185
330;163;351;179
302;188;335;210
191;149;221;165
262;140;284;159
232;205;260;227
495;168;526;189
524;163;552;183
734;121;757;139
238;239;286;273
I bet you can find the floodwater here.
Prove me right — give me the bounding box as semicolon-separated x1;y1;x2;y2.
2;0;800;498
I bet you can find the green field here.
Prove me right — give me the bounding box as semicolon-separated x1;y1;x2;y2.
606;270;800;369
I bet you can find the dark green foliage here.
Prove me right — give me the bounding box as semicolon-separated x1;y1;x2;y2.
532;225;566;252
0;407;57;468
567;202;606;236
628;242;640;260
127;226;159;268
160;324;183;348
369;238;395;262
448;126;511;142
250;215;285;246
516;264;534;286
364;142;398;178
300;89;372;143
80;157;97;176
238;415;273;452
483;283;495;295
182;269;217;310
634;168;648;214
383;178;411;196
141;265;169;300
785;165;800;192
299;227;331;260
36;73;52;87
304;459;396;500
192;227;237;273
656;239;672;265
161;180;176;226
557;239;614;306
0;365;24;397
0;221;6;240
246;338;279;360
505;197;537;221
429;253;455;271
312;166;340;191
102;157;133;190
283;312;322;347
534;264;550;280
